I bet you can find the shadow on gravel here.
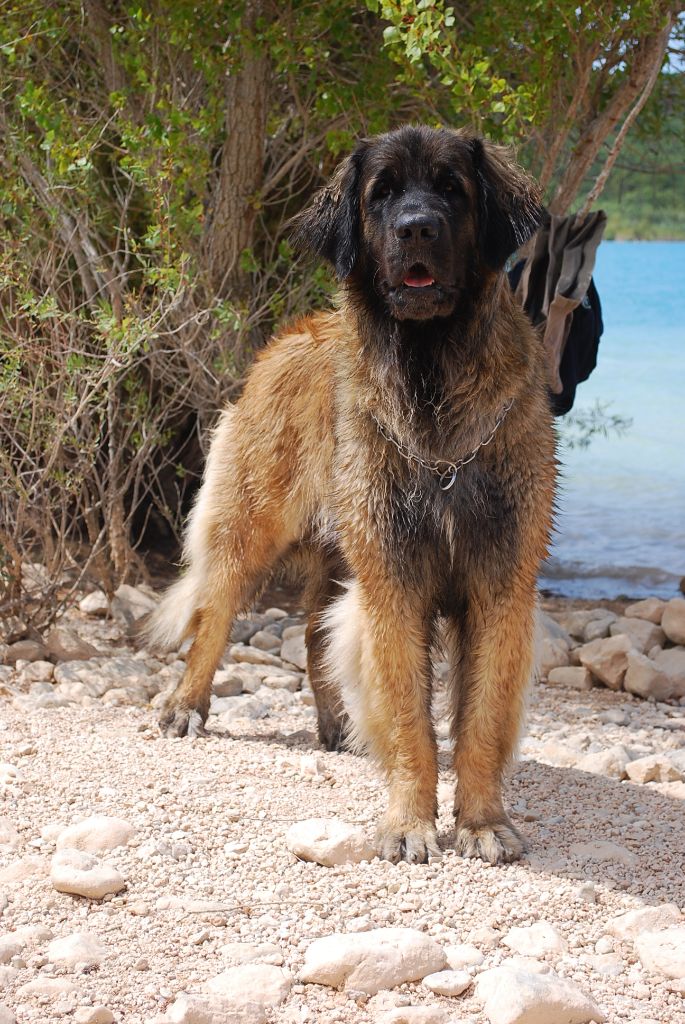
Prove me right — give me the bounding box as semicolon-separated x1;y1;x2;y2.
440;759;685;905
193;720;684;904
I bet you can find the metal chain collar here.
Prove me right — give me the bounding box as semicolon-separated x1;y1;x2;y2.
371;397;515;491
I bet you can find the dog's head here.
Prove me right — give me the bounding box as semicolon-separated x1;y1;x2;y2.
292;125;543;322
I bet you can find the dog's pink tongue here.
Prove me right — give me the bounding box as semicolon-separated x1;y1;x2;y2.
404;271;434;288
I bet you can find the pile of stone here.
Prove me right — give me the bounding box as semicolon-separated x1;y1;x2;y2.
2;584;684;724
0;583;310;723
539;597;685;703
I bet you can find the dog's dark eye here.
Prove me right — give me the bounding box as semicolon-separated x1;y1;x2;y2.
372;180;394;201
439;176;463;199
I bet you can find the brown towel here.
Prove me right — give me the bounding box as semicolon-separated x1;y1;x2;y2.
515;211;607;393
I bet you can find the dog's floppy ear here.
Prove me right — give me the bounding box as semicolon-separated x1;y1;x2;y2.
290;143;367;280
471;137;544;270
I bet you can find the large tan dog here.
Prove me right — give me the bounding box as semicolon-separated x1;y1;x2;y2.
149;125;556;865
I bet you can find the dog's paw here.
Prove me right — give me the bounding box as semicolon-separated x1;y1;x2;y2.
158;704;208;738
317;712;350;753
376;820;440;864
454;820;526;864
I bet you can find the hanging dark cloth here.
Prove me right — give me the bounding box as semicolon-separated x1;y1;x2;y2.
508;210;606;416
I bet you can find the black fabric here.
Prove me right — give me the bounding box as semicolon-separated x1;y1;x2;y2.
509;261;603;416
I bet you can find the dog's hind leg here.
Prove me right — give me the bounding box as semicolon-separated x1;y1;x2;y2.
303;558;350;752
447;581;536;864
158;595;235;737
157;525;291;737
151;408;296;737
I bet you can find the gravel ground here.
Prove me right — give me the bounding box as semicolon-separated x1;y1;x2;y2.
1;593;684;1024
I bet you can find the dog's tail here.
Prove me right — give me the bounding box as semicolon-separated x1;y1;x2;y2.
144;406;238;651
144;571;203;651
321;580;373;756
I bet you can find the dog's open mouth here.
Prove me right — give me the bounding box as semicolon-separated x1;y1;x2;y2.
403;263;435;288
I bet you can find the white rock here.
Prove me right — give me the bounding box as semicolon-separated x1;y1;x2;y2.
505;957;551;974
583;612;619;642
18;660;54;683
219;941;283;966
583;953;623;977
0;936;22;964
262;673;301;691
558;610;597;639
634;926;685;979
300;927;446;994
47;930;105;967
540;613;573;645
215;695;268;720
578;635;633;690
662;598;685;645
503;922;568;957
16;977;81;999
469;925;502;949
249;629;281;652
378;1009;450;1024
45;627;99;662
607;904;682;941
444;942;484;968
205;963;291;1022
624;651;676;701
653;648;685;696
73;1006;114;1024
299;754;326;777
575;745;631;780
0;818;20;850
594;936;614;955
50;849;125;899
9;924;52;945
101;685;147;707
0;856;48;883
212;668;244;697
569;840;637;867
537;741;579;768
475;965;605;1024
422;968;471;995
547;666;593;691
228;643;282;667
609;617;665;654
163;995;220;1024
280;625;307;670
111;583;158;625
0;764;22;789
286;819;375;866
56;815;135;853
264;607;288;620
625;753;683;784
625;598;666;624
538;638;570;679
0;1005;15;1024
79;591;110;617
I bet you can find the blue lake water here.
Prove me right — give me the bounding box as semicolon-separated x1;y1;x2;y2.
540;240;685;599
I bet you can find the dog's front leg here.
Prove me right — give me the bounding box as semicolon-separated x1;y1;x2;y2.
351;579;439;864
447;581;536;864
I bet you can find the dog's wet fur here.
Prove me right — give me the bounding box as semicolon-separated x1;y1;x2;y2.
148;125;557;864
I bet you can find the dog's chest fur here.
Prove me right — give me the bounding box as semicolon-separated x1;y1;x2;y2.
329;327;528;591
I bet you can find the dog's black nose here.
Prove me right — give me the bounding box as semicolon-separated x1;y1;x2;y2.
394;213;440;242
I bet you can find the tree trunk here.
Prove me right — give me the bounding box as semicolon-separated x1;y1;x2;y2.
203;1;270;301
549;15;673;216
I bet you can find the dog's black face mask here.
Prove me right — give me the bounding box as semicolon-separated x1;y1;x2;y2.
292;125;544;323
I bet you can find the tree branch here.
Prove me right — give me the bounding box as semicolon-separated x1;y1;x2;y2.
549;11;675;215
577;17;673;216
